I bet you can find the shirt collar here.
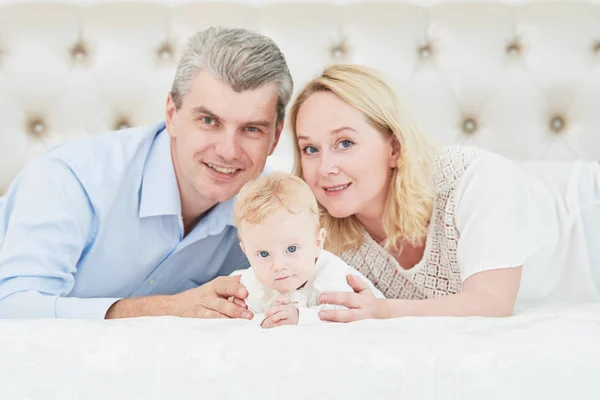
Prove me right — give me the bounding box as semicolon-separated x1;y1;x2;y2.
198;194;237;236
138;122;181;218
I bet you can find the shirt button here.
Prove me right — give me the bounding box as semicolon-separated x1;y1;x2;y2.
149;280;156;285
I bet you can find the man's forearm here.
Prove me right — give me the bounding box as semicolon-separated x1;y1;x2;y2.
104;295;176;319
0;290;122;319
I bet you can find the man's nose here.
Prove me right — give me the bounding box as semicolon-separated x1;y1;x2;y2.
214;130;241;161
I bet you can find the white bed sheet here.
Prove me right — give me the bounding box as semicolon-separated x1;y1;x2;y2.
1;303;599;400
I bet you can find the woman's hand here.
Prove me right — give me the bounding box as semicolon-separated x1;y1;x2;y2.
318;275;389;322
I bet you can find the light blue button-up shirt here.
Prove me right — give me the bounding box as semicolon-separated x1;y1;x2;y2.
0;122;250;319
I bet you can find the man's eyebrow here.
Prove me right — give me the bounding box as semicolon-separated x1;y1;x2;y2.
190;107;272;128
191;106;220;119
243;120;272;128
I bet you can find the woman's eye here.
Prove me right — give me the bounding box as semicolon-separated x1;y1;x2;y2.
302;146;318;155
339;140;354;149
287;246;297;253
258;251;270;258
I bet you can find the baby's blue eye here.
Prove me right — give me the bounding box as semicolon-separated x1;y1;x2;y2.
258;251;270;258
287;246;297;253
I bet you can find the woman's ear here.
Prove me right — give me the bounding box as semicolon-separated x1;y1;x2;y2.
316;228;327;251
389;136;401;168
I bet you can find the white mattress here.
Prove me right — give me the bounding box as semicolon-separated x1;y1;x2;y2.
1;303;600;400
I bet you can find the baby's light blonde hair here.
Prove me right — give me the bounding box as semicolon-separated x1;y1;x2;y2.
234;172;320;231
289;64;439;255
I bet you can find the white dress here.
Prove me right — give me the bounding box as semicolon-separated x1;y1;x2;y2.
340;145;600;309
234;250;385;325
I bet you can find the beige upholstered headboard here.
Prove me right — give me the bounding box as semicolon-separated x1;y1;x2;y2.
1;0;599;193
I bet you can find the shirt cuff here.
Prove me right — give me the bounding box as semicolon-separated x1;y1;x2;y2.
55;297;122;319
297;307;322;325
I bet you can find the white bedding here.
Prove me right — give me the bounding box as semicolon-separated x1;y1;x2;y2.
1;303;600;400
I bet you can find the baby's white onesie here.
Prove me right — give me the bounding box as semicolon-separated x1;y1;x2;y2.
234;250;384;325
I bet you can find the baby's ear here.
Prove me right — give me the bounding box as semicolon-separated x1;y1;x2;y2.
316;228;327;251
239;241;246;254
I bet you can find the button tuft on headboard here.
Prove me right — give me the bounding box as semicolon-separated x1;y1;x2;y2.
593;40;600;55
157;42;174;62
330;38;349;62
114;117;131;131
462;118;478;134
505;37;522;56
418;43;433;60
550;116;566;133
70;41;89;63
26;116;47;138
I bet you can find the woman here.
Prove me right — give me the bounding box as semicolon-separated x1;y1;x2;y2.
288;64;600;321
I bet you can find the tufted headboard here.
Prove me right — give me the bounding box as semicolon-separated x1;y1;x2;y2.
1;0;599;193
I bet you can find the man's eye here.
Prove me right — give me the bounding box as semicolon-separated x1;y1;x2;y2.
258;251;270;258
201;117;214;125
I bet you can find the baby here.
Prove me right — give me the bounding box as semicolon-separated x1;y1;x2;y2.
232;172;383;328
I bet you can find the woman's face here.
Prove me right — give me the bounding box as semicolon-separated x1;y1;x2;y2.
295;91;398;220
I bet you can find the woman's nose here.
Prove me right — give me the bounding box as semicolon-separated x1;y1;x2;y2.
318;153;340;176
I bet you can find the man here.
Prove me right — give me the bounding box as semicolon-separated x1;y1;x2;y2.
0;26;293;319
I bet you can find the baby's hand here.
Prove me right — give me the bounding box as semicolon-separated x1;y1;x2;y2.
261;295;299;328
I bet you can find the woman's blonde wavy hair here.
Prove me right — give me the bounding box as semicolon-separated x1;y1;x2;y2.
289;64;439;255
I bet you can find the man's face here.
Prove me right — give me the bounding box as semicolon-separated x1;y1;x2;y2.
166;69;282;213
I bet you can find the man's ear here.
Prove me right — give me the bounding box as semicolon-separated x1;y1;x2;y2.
165;92;178;138
316;228;327;251
268;119;284;156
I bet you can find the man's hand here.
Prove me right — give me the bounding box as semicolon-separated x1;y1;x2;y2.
105;275;254;320
173;275;254;319
261;294;299;328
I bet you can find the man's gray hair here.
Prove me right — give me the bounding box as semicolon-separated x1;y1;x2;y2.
171;26;293;125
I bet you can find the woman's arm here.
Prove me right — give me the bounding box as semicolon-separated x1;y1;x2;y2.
384;267;522;318
317;267;522;322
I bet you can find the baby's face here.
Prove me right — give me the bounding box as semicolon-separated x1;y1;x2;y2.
239;208;325;293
